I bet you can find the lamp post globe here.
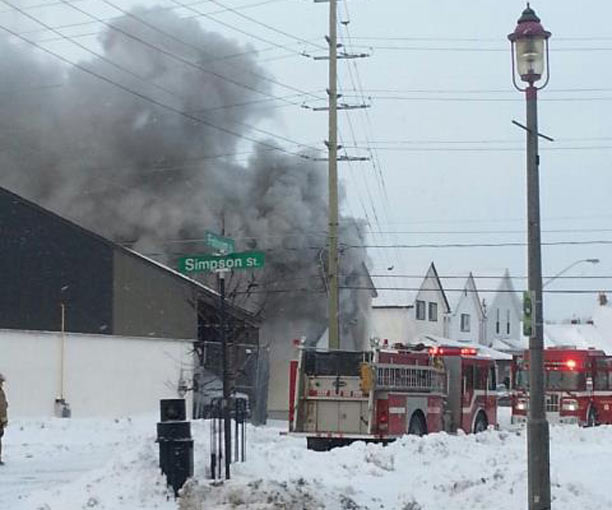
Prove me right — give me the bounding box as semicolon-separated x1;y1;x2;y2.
508;3;552;88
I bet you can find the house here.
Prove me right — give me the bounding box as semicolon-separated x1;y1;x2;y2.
443;273;487;345
483;269;522;347
371;262;451;343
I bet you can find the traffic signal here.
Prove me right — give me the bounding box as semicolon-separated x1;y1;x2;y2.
523;291;533;337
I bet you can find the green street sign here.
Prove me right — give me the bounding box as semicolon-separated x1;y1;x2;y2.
179;251;264;274
523;291;533;337
204;231;235;254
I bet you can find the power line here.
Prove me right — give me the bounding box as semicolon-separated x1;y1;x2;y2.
206;0;325;51
344;145;612;153
348;35;612;43
56;0;323;106
2;0;287;40
362;228;612;235
350;45;612;53
0;21;310;157
368;274;610;280
231;286;612;295
5;0;321;152
344;240;612;249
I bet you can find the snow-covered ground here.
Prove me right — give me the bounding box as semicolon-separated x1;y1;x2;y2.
1;409;611;509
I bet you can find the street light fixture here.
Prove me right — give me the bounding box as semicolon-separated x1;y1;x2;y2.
508;5;552;510
543;258;600;288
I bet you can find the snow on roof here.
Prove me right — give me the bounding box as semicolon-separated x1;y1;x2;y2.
544;305;612;354
419;334;512;361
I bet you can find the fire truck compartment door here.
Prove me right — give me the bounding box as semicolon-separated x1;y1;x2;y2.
313;400;367;434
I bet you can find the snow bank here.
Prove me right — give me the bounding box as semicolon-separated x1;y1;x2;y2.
3;413;612;509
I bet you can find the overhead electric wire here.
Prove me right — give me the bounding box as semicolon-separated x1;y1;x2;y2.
343;240;612;249
336;4;401;287
3;0;319;153
2;0;288;40
56;0;325;107
0;21;312;157
349;44;612;53
231;287;612;295
166;0;319;57
206;0;325;51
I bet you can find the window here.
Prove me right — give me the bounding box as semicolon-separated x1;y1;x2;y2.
416;300;426;320
495;308;500;334
489;366;497;391
475;366;487;390
428;302;438;322
595;359;610;390
460;313;471;332
506;309;511;335
463;365;474;393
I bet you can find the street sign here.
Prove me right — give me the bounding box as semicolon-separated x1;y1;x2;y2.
204;231;235;254
179;251;264;274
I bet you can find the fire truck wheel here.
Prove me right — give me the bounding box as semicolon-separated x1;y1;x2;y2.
408;412;427;437
587;406;597;427
473;412;488;434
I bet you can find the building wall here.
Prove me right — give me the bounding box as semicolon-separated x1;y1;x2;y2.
448;292;485;344
486;287;521;345
370;307;415;343
0;329;192;418
412;273;448;338
0;191;113;334
112;251;197;340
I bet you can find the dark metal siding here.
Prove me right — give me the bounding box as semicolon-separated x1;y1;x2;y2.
0;193;113;333
112;250;197;339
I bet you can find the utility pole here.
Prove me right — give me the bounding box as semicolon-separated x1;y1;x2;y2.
327;0;340;350
219;270;231;479
311;0;369;349
219;212;232;480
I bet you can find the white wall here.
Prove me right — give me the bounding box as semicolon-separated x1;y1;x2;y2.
447;277;486;345
370;307;415;343
412;270;448;338
485;273;522;345
0;329;193;418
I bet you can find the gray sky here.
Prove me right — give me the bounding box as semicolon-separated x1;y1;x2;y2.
2;0;611;321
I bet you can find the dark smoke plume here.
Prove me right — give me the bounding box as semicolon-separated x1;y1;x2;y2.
0;7;371;353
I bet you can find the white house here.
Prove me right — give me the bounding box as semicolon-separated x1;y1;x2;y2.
444;273;487;345
484;269;522;347
371;262;451;343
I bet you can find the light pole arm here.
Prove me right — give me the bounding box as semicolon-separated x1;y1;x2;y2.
543;259;599;288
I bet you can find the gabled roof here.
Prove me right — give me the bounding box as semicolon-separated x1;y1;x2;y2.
440;272;485;319
425;262;451;313
373;261;450;313
0;185;259;327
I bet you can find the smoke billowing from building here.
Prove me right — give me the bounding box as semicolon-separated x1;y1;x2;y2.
0;7;371;350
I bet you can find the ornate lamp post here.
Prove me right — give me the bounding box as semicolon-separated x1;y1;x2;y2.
508;4;552;510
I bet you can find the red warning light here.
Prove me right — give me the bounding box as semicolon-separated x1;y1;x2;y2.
566;359;577;370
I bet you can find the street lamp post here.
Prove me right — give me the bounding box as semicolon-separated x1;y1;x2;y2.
509;5;552;510
543;258;600;287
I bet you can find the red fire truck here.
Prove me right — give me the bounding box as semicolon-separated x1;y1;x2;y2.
511;347;612;426
288;342;498;450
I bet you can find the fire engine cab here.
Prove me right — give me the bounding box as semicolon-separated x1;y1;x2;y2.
289;341;497;450
511;347;612;426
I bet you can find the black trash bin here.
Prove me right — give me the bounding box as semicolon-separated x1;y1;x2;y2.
156;399;193;497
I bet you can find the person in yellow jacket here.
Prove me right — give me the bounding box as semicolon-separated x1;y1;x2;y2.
0;374;7;465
